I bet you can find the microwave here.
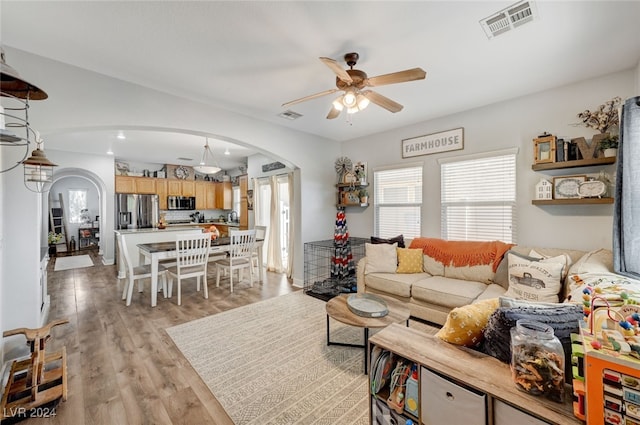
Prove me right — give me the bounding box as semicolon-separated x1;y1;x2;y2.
167;196;195;210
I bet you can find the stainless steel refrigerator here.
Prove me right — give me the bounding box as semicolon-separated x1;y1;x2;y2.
116;194;159;229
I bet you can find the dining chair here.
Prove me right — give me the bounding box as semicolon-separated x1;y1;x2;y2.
215;229;256;293
116;232;168;306
251;225;267;278
166;232;211;305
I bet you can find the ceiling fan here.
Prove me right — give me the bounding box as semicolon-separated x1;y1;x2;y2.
282;52;426;119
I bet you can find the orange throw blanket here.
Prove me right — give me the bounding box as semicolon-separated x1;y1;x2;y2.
409;238;513;272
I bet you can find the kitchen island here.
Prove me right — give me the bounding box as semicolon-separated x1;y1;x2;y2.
115;226;202;278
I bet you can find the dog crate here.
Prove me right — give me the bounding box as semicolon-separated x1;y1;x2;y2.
304;237;367;301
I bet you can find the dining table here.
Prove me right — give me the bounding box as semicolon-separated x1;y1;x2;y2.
137;236;264;307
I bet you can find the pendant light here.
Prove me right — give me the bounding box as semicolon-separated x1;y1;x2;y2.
193;138;221;175
0;47;55;193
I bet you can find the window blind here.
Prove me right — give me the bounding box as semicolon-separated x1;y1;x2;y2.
441;152;516;243
374;165;422;239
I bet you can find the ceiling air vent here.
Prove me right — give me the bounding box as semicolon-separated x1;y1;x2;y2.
480;0;538;39
278;110;303;121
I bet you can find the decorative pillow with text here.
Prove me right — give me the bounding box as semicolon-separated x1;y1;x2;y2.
504;252;565;303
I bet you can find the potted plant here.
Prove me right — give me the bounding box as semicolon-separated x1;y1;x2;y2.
354;162;367;184
358;188;369;204
598;135;619;158
48;231;62;256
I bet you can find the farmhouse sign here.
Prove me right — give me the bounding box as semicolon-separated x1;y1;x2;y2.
402;127;464;158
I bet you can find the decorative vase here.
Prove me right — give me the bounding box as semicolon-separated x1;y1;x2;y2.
48;244;57;257
604;148;617;158
360;196;368;204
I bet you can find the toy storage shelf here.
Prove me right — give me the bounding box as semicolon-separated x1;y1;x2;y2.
368;324;580;425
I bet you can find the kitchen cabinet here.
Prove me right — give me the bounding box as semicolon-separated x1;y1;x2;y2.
115;175;157;194
135;177;156;194
215;181;232;209
195;182;208;210
167;180;182;196
239;175;248;229
181;180;196;197
531;156;615;206
156;179;168;209
368;324;579;425
206;184;217;209
115;176;136;193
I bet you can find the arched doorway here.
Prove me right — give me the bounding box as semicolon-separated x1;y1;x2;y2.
44;168;109;260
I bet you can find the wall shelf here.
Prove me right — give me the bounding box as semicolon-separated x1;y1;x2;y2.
532;156;615;171
532;197;613;206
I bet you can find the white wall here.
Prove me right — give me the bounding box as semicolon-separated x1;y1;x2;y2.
342;70;636;251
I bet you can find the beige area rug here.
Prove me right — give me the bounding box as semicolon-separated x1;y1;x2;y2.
166;291;438;425
53;254;94;271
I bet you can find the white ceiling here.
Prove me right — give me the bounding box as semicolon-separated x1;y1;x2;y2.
2;1;640;169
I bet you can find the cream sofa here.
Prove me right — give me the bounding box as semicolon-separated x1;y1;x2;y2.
356;241;610;325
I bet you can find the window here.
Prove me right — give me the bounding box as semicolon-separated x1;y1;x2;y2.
233;186;241;221
440;149;517;243
374;165;422;239
68;189;87;224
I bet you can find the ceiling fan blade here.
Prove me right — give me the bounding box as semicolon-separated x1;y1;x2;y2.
363;90;403;113
326;106;341;119
319;57;353;84
281;88;339;108
366;68;426;87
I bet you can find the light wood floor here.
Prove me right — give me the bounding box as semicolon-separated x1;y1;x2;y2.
22;249;297;425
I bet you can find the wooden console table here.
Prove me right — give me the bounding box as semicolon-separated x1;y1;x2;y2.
368;324;581;425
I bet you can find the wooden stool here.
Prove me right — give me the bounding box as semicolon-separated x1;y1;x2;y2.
1;319;69;421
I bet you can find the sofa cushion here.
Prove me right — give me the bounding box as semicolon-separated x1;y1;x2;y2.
409;238;513;284
365;242;397;274
504;252;566;303
412;276;487;309
371;234;405;248
435;298;500;347
423;254;445;276
474;283;507;301
396;248;423;273
567;248;613;275
365;272;428;298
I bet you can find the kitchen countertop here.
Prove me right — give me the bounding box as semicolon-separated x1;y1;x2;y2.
115;226;202;234
168;221;240;227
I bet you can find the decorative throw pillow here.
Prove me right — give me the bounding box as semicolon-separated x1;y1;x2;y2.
567;249;614;275
529;249;572;282
371;235;405;248
435;298;499;347
504;252;566;303
480;303;583;378
365;242;398;274
396;248;424;273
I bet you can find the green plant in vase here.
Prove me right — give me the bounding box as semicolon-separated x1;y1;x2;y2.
358;188;369;203
598;135;619;157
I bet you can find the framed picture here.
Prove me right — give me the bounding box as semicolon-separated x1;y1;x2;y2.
246;189;254;210
553;175;586;199
534;135;557;164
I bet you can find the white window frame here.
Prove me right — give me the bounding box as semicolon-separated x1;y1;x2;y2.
439;148;517;243
373;163;423;239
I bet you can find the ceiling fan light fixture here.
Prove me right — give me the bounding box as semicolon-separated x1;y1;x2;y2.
356;93;370;110
343;90;357;108
346;106;360;114
192;137;221;175
332;97;345;111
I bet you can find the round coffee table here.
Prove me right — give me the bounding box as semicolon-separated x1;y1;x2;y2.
325;293;410;374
